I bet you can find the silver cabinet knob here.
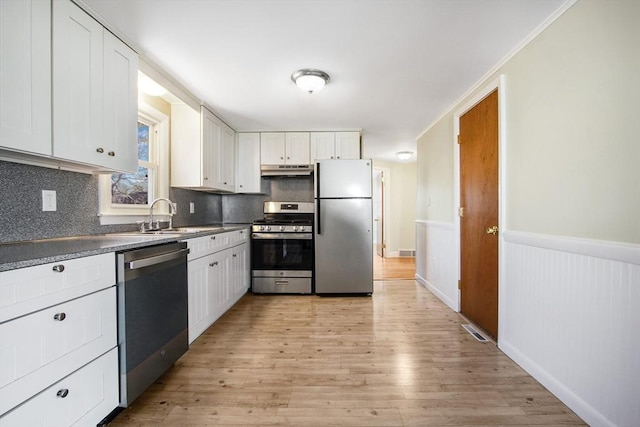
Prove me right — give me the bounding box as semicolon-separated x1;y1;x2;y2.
52;265;65;273
108;151;115;157
54;312;66;321
96;147;104;153
57;389;69;398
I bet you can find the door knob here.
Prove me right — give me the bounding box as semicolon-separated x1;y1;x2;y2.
486;226;499;235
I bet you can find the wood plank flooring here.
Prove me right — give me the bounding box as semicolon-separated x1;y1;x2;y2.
109;281;585;426
373;254;415;281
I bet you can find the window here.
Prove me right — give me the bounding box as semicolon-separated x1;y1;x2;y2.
111;120;155;205
99;102;169;224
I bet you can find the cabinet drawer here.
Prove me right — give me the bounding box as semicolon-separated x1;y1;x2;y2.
0;347;118;427
229;229;249;247
0;287;117;416
0;252;115;323
187;232;231;260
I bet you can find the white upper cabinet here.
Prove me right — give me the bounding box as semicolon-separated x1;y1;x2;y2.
260;132;285;165
334;132;361;159
260;132;310;165
311;131;360;161
285;132;311;164
236;133;261;193
0;0;52;155
52;0;137;173
172;105;235;192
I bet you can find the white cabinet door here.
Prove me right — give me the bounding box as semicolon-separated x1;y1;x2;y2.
218;122;235;191
0;0;51;155
236;133;261;193
209;249;229;323
310;132;336;161
102;30;138;173
335;132;361;159
0;287;117;416
201;106;219;189
260;133;285;165
0;348;119;427
52;0;137;173
187;254;214;344
231;242;250;296
285;132;310;164
52;0;104;167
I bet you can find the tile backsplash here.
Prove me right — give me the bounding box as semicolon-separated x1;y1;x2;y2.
0;161;314;243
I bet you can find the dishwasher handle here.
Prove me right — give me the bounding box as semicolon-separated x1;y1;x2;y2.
125;248;190;270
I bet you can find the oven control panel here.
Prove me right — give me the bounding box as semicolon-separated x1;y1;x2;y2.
251;224;311;233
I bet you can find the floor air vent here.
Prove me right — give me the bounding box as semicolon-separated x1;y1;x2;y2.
398;250;416;257
462;324;489;342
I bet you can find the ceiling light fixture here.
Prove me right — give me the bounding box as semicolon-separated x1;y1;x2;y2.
396;151;413;160
291;68;330;94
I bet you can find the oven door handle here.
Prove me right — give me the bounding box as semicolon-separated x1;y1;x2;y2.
126;248;190;270
251;233;313;240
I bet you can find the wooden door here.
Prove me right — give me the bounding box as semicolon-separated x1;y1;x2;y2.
460;89;499;339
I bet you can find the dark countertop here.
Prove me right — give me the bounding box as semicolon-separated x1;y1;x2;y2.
0;224;250;272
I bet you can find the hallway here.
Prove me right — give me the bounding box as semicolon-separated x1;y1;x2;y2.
373;254;415;281
110;281;585;426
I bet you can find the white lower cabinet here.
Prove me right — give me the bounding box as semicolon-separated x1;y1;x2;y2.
186;230;249;344
0;348;118;427
0;253;118;426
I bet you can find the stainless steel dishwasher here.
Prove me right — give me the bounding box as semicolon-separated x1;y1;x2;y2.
116;241;189;407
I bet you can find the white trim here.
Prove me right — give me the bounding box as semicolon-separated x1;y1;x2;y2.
98;101;170;225
416;275;458;311
416;0;577;140
503;230;640;266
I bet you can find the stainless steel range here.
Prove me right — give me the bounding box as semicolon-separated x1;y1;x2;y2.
251;202;314;294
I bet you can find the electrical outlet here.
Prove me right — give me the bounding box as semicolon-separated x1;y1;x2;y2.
42;190;57;212
189;202;195;214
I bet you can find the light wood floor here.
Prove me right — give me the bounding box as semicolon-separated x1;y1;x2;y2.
110;281;585;426
373;254;415;281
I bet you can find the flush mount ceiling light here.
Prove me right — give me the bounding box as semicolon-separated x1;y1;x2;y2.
396;151;413;160
291;68;330;94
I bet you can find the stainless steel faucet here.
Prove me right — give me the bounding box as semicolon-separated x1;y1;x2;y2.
148;198;176;231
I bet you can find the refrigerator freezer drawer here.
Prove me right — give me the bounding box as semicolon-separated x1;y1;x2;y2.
252;277;312;294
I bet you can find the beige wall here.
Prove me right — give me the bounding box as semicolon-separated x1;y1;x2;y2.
374;160;417;255
417;0;640;244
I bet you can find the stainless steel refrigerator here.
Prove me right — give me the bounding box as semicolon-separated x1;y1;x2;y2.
314;159;373;294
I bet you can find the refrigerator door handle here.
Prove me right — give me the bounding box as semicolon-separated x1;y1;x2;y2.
316;162;321;235
317;199;322;235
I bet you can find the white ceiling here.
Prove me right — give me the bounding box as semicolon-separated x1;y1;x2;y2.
82;0;568;162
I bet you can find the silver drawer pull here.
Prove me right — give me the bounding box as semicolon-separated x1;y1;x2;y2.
211;236;216;240
52;264;65;273
232;254;237;258
57;389;69;398
209;261;219;267
275;281;289;286
54;312;66;321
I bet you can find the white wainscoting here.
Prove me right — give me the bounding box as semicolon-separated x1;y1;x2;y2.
501;231;640;427
415;220;459;311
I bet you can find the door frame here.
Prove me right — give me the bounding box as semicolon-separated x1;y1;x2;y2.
453;74;507;342
373;166;390;258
